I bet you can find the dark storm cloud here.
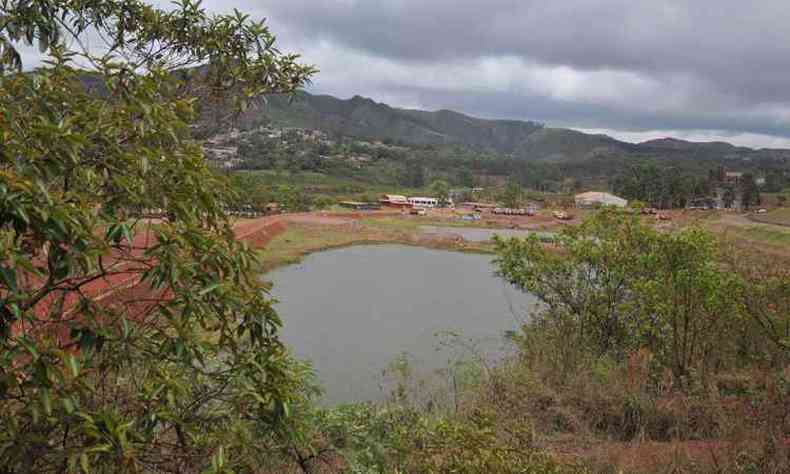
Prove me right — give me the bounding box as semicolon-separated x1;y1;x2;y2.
200;0;790;146
259;1;790;102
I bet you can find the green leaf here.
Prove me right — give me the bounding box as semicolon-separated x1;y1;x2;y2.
80;452;90;473
66;354;80;377
41;388;52;416
199;282;220;296
62;397;75;414
18;337;39;359
121;224;134;245
0;266;17;292
121;317;131;339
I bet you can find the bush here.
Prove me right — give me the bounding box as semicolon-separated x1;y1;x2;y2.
495;209;746;385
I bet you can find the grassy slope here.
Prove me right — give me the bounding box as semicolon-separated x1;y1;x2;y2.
239;169;424;199
258;217;496;272
699;211;790;265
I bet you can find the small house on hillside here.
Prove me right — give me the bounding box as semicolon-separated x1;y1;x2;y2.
574;192;628;208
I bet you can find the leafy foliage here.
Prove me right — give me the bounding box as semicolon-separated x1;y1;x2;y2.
399;157;425;188
229;174;315;213
740;173;761;209
612;164;711;209
308;404;573;474
428;179;450;206
0;0;315;471
492;210;790;471
495;209;747;383
499;179;523;208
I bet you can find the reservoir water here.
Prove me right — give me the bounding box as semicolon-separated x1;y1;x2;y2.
267;245;537;404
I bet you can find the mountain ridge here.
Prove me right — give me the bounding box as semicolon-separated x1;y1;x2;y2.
210;90;790;163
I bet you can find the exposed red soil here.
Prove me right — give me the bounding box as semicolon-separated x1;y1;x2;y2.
281;213;358;226
14;216;289;345
234;216;288;247
281;209;402;226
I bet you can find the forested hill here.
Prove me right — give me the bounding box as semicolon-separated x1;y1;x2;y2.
202;90;790;163
249;92;549;153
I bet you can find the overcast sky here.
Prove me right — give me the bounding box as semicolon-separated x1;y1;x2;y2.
21;0;790;148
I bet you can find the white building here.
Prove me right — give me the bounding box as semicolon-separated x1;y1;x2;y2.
574;192;628;208
408;197;439;208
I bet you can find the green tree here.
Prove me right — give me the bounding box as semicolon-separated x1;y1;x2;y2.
763;171;786;193
740;173;761;209
499;179;523;208
495;210;742;383
400;157;425;188
429;179;451;206
612;164;704;209
456;168;475;187
632;228;742;382
612;164;663;207
560;177;579;194
275;184;312;212
229;174;276;211
0;1;316;472
495;211;652;358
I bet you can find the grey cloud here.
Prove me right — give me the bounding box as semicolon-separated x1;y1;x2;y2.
348;82;790;138
192;1;790;145
255;1;790;101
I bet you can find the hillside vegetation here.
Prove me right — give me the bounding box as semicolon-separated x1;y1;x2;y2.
210;90;790;165
238;92;546;153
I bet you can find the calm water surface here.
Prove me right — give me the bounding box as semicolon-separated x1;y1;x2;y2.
267;245;537;404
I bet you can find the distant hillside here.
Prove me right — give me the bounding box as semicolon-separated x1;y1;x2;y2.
639;137;750;155
251;93;547;154
199;90;790;164
517;128;636;162
229;92;648;162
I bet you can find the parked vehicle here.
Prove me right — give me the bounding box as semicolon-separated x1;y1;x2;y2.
553;210;571;220
757;208;768;214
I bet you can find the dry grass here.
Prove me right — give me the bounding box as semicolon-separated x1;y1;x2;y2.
468;346;790;473
698;212;790;265
258;219;495;272
750;208;790;227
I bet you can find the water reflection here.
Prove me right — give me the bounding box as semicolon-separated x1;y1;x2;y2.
267;245;537;404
